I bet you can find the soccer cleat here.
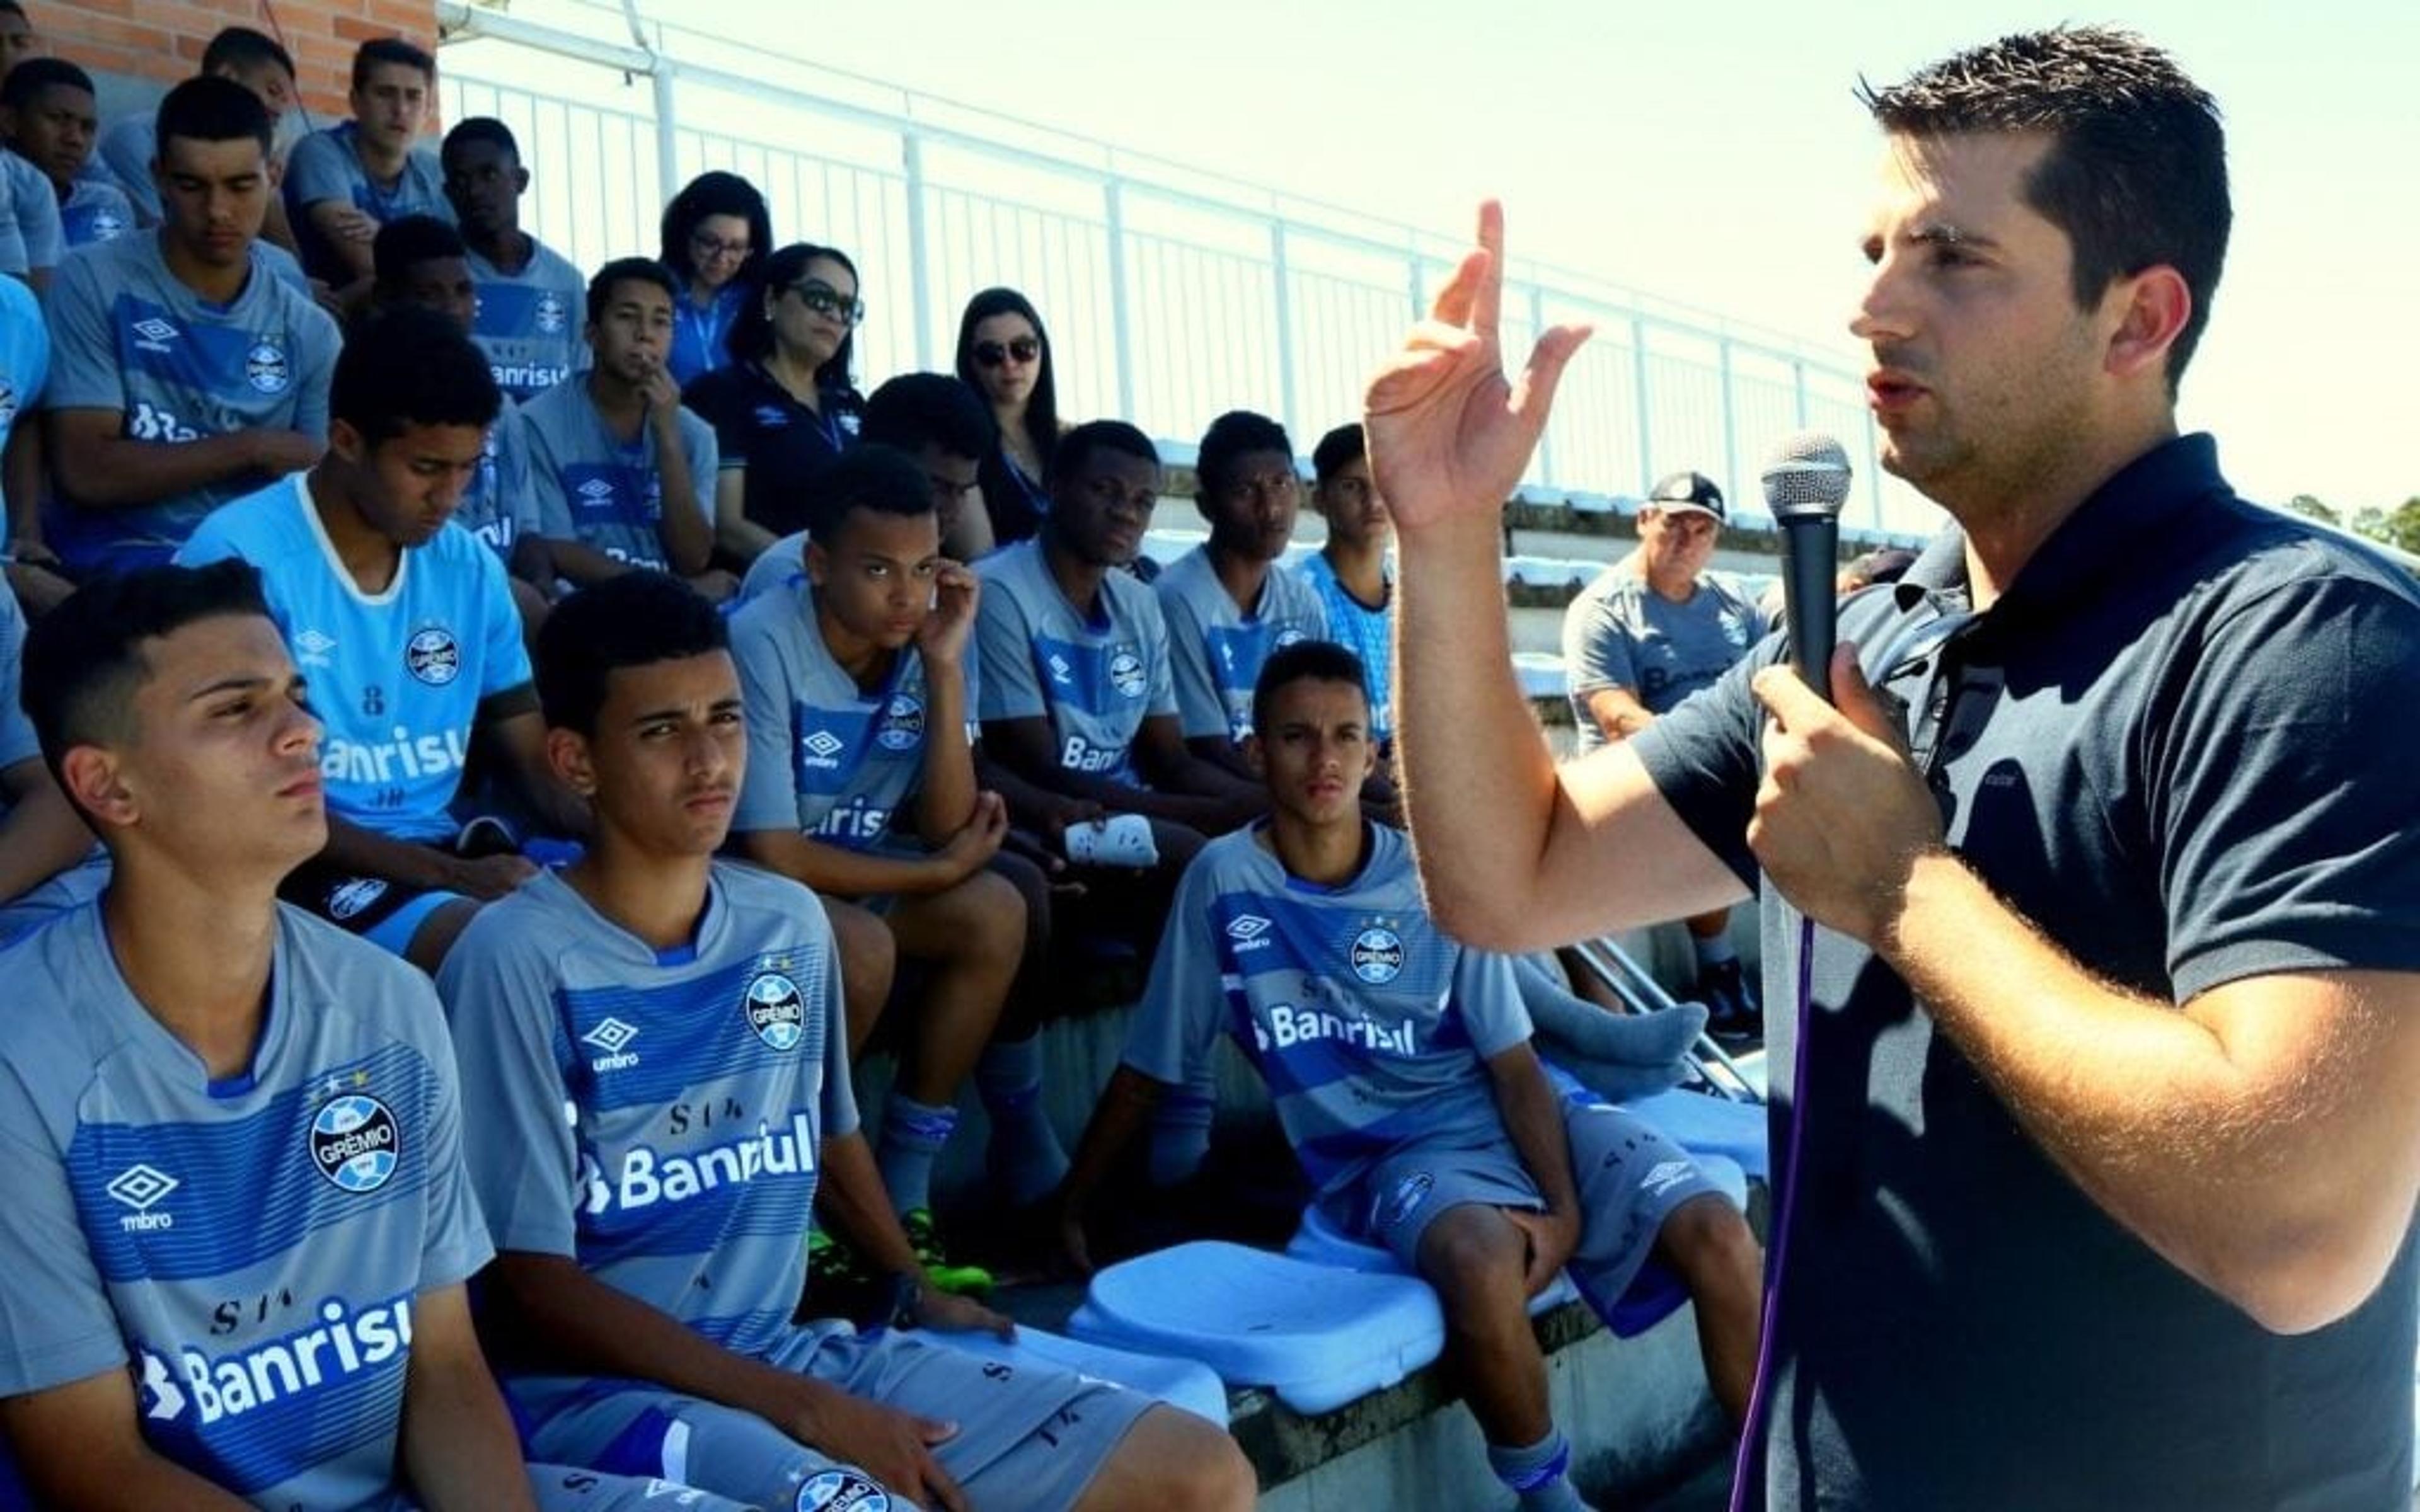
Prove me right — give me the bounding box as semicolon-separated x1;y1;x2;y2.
903;1208;994;1297
1699;959;1762;1045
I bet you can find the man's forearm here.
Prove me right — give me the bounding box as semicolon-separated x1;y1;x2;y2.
54;432;267;510
652;440;714;576
1059;1065;1165;1212
539;537;632;586
316;818;456;891
1884;849;2420;1331
0;772;94;905
911;670;977;838
738;830;953;898
400;1313;538;1512
1394;511;1565;931
1490;1051;1581;1216
815;1131;924;1281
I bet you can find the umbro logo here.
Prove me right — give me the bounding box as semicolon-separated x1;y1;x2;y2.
1639;1159;1696;1198
107;1164;179;1232
131;316;178;348
1046;654;1073;685
1225;915;1272;942
578;479;616;501
582;1017;641;1072
294;628;337;665
799;728;846;769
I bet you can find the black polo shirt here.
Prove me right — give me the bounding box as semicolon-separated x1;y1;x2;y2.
1637;434;2420;1510
682;362;863;539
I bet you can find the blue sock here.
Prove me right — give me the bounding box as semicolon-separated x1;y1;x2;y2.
1148;1071;1216;1186
976;1036;1068;1206
1487;1428;1589;1510
1694;932;1739;969
877;1095;958;1215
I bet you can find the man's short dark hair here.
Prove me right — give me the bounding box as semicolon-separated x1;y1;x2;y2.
21;562;273;811
861;374;994;464
1252;639;1370;739
586;256;678;326
2;57;92;111
331;306;500;445
1312;423;1366;486
201;26;294;81
535;571;728;736
1197;410;1293;501
1051;420;1158;484
807;443;937;541
371;213;466;287
156;74;273;157
1858;26;2228;387
441;115;519;168
351;37;435;93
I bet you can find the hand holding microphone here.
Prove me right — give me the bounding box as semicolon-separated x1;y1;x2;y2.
1744;433;1944;945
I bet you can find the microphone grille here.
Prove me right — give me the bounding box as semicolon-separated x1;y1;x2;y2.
1760;431;1852;517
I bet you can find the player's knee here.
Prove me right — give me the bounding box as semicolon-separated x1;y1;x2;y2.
947;866;1028;958
1662;1193;1761;1283
1151;818;1207;874
1419;1207;1527;1307
1101;1409;1256;1511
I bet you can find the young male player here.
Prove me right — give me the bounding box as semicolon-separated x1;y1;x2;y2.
371;214;550;593
176;306;583;973
1296;421;1393;750
0;563;741;1511
89;26;296;232
2;57;136;248
522;256;729;599
1155;410;1327;776
437;569;1256;1512
1057;641;1763;1512
282;37;452;294
43;76;338;574
730;444;1069;1290
440;117;585;403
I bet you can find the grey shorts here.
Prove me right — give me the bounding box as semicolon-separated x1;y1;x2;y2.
527;1463;755;1511
518;1322;1156;1512
1354;1096;1727;1322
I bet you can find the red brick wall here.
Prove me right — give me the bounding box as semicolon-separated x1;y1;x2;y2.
45;0;437;120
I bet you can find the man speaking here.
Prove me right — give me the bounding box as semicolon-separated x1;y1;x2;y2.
1370;27;2420;1511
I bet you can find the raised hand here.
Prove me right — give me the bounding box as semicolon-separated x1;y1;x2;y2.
1363;201;1591;534
915;561;980;665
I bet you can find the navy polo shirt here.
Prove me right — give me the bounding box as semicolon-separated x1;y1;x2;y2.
682;361;863;541
1637;433;2420;1510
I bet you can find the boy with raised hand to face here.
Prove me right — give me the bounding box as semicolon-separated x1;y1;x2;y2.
176;306;585;975
437;570;1255;1512
0;563;746;1512
43;76;337;575
522;256;730;601
730;442;1059;1294
1155;409;1328;780
1056;641;1763;1512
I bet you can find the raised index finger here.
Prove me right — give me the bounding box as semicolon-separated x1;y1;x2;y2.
1470;199;1505;342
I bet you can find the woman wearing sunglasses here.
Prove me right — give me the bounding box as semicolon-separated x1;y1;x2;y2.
954;287;1064;555
658;170;773;387
683;241;867;564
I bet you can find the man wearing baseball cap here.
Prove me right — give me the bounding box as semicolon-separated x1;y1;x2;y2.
1560;469;1768;1038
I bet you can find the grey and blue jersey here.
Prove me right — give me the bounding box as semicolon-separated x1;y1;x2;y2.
0;585;107;946
59;176;136;249
1561;567;1765;754
0;153;60;276
975;538;1176;785
0;269;45;509
439;863;851;1400
88;113;161;221
1124;822;1533;1200
521;379;719;574
282;123;452;286
43;234;340;570
0;903;490;1509
738;529;807;602
178;474;532;844
730;582;977;852
454;395;541;562
466;239;585;402
1295;553;1393;745
1155;546;1329;743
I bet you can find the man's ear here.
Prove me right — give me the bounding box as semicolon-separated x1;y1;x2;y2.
1244;731;1266;782
58;745;135;831
544;726;596;798
2103;264;2191;384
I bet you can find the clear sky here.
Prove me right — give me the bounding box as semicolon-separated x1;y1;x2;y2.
551;0;2420;514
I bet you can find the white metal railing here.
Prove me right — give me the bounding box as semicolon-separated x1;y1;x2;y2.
434;0;1910;534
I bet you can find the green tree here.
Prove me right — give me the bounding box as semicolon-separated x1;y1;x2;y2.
2284;493;2340;527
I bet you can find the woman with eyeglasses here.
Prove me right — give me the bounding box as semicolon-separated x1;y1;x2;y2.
658;170;773;388
954;287;1063;555
682;241;867;564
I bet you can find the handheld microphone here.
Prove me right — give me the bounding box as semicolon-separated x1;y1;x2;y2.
1760;432;1853;702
